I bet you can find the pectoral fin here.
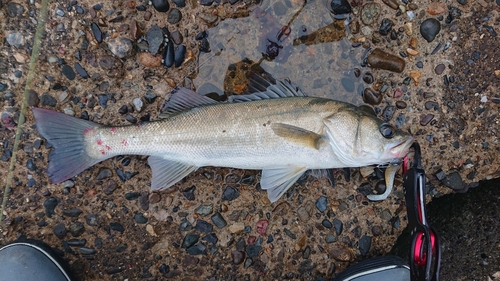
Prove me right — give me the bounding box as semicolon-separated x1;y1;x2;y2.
260;166;307;203
367;164;400;201
271;123;324;150
148;156;198;190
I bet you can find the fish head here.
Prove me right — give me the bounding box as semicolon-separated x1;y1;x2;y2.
323;106;413;167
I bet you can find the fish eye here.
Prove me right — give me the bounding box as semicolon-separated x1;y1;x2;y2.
379;123;395;139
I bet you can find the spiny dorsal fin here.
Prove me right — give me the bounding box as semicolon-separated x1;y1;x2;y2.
159;87;218;118
271;123;324;150
228;73;307;103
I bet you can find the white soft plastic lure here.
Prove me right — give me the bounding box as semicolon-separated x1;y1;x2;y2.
33;76;412;202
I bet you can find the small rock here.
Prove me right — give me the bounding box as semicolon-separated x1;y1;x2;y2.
146;25;163;55
361;3;381;25
69;222;85;237
341;78;354;92
322;219;333;228
256;219;269;236
232;250;245;264
152;0;170;12
420;114;434;126
329;246;352;262
245;245;262;258
91;23;103;43
409;71;422;86
367;48;405;73
104;179;117;195
96;168;112;180
362;88;382;105
195;204;213;216
110;222;125;233
27;90;39;106
107;38;133;59
435;64;445;75
181;185;196;200
85;214;98;226
330;0;352;15
134;212;148;224
333;218;343;235
167;8;182;24
186;242;207;255
63;208;82;217
200;0;214;5
172;0;186;7
315;196;328;213
195;220;213;232
229;222;245;234
420;18;441;42
43;197;58;218
138;52;163;68
426;3;447;15
174;45;186;67
211;212;227;228
379;18;393;35
381;0;398;9
133;98;143;112
442;172;468;192
326;234;338;243
74;62;89;79
79;247;96;255
53;223;67;239
7;2;25;18
182;233;199;248
222;186;239;201
359;235;372;255
7;32;24;48
171;31;183;45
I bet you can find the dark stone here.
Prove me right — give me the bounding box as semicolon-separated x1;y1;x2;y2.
163;40;175;68
97;94;109;108
27;90;39;106
103;179;117;195
159;263;170;275
152;0;170;12
315;196;328;213
195;220;213;232
333;218;343;235
41;93;57;107
326;234;338;243
69;222;85;237
245;245;262;258
110;222;125;233
146;25;163;55
222;186;240;201
186;242;207;255
200;0;214;5
171;30;183;45
96;169;112;180
442;172;468;193
330;0;352;14
341;77;354;92
74;62;89;79
359;235;372;255
85;214;98;226
26;158;36;171
43;197;58;218
202;233;218;244
174;45;186;67
211;212;227;228
182;233;199;248
382;106;396;121
139;191;149;211
91;23;103;43
362;88;382;105
63;208;82;217
80;247;96;255
67;239;86;247
200;38;210;53
172;0;186;7
61;65;76;80
284;228;296;239
144;92;157;104
420;18;441;42
167;8;182;24
134;212;148;224
322;219;332;228
367;48;405;73
182;185;196;200
53;223;67;239
232;250;245;264
379;18;393;35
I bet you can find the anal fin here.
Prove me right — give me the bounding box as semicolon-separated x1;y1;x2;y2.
148;156;198;190
260;166;307;203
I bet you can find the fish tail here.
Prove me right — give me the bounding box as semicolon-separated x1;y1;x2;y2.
32;108;101;184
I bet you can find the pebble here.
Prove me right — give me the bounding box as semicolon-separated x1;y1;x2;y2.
359;235;372;255
382;0;398;9
96;168;112;180
26;158;36;171
425;101;439;110
144;92;157;104
245;245;262;258
91;23;103;43
379;18;393;35
146;25;163;55
322;219;332;228
326;234;338;243
333;218;343;235
195;220;213;232
442;172;467;192
67;239;86;247
174;45;186;67
244;258;253;268
0;83;8;92
315;196;328;212
329;246;352;262
7;32;24;48
63;208;82;217
361;3;381;25
195;204;213;216
171;31;183;45
232;250;245;264
341;78;354;92
79;247;96;255
203;233;218;245
168;8;182;24
371;225;381;236
107;38;133;58
85;214;98;226
420;18;441;42
43;197;58;218
172;0;186;7
182;233;199;248
7;2;24;17
200;37;211;53
284;228;296;239
367;48;405;73
53;223;67;239
420;114;434;126
186;242;207;255
211;212;227;228
200;0;214;5
435;64;445;75
103;179;117;195
134;212;148;224
256;219;269;236
181;185;196;200
138;52;163;68
362;72;373;84
159;264;170;275
74;62;89;79
330;0;352;15
110;222;125;233
416;61;423;68
395;101;407;109
229;222;245;234
222;186;239;201
133;98;143;112
125;114;137;124
69;222;85;237
152;0;170;12
362;88;382;105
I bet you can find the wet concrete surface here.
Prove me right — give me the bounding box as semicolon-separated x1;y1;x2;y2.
0;0;499;280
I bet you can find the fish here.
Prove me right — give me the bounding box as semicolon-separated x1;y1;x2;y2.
32;75;413;203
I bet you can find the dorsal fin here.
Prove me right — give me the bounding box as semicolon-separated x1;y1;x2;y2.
159;87;218;118
228;73;307;103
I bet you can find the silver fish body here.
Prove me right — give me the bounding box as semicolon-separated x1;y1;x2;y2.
33;79;413;202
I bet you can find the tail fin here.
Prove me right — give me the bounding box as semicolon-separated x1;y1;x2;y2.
32;108;101;184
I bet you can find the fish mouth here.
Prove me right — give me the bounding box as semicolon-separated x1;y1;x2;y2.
387;136;414;158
